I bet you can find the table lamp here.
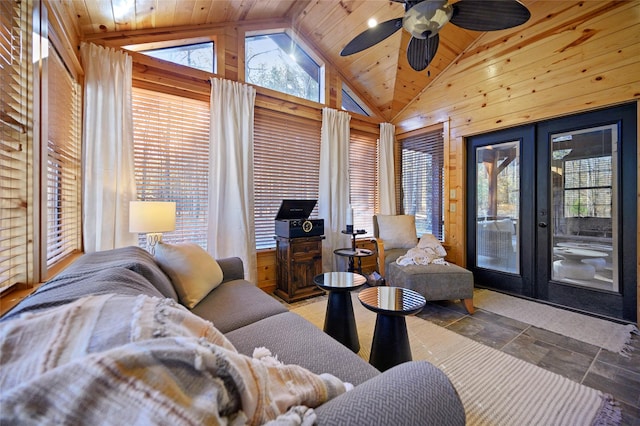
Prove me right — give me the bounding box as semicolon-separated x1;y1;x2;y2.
129;201;176;254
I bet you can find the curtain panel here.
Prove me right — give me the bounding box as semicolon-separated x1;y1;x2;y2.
378;122;396;215
208;78;257;283
81;43;137;252
318;108;351;272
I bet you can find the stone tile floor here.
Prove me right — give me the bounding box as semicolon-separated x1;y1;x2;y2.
418;299;640;425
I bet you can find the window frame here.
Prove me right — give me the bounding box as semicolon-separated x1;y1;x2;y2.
562;155;613;219
45;45;83;271
0;0;33;292
397;128;445;240
341;82;372;117
123;36;218;74
131;87;211;249
349;130;379;235
253;107;322;250
244;28;326;104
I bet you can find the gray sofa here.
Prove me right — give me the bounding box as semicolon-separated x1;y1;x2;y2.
1;246;465;425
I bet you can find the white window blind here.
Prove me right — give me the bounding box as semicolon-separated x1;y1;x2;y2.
0;0;30;292
46;47;82;267
399;129;445;239
253;108;321;249
132;88;210;248
349;130;378;235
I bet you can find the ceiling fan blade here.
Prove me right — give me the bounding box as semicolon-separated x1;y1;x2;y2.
406;34;439;71
450;0;530;32
340;18;403;56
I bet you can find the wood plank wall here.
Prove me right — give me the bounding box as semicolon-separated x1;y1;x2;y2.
393;1;640;266
48;10;384;295
46;2;639;319
392;1;640;321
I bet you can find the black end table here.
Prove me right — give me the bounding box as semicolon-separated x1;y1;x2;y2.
313;272;367;352
358;286;426;371
333;247;374;274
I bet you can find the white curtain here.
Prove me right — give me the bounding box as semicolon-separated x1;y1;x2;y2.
318;108;351;272
208;78;257;283
81;43;138;252
378;122;397;215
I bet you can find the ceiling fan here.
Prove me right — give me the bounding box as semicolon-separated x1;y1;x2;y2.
340;0;531;72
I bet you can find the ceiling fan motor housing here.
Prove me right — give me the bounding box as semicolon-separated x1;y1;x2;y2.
403;0;453;39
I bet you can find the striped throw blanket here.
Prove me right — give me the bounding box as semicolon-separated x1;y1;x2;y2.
0;294;348;425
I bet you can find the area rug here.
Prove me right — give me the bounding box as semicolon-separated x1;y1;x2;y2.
474;289;638;355
291;295;620;426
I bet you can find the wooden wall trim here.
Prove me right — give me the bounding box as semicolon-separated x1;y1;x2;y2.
45;0;82;78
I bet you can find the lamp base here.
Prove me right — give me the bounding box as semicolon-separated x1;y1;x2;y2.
146;233;163;255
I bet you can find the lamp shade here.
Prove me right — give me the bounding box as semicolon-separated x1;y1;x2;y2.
129;201;176;233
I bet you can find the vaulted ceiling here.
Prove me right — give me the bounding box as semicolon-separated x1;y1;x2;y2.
65;0;533;122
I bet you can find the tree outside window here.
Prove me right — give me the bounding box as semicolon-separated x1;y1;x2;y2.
245;33;321;103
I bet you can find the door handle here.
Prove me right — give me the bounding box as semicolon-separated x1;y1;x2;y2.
538;222;547;228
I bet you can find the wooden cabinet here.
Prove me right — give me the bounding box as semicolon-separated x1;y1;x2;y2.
274;235;324;303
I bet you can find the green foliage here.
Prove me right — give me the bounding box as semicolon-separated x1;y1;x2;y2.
569;198;589;216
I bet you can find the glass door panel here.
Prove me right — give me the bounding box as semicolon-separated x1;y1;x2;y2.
475;141;520;274
550;125;618;292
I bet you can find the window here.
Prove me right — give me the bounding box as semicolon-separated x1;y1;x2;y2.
253;109;321;249
0;0;31;292
132;88;210;248
245;32;322;103
563;155;612;218
46;47;82;267
349;131;378;234
342;83;370;117
399;129;444;239
139;42;215;73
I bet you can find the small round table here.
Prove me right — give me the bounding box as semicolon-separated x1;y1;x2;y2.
333;248;374;274
313;272;367;353
553;247;608;280
358;286;426;371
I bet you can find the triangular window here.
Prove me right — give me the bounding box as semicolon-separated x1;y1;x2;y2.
133;42;215;73
342;83;371;117
245;32;323;103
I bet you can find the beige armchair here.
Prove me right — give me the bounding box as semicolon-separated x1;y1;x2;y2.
372;214;419;277
373;214;475;314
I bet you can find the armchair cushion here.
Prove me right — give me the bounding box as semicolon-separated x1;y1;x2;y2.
376;215;418;250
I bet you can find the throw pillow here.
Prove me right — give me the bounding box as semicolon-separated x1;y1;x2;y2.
154;242;224;308
376;215;418;249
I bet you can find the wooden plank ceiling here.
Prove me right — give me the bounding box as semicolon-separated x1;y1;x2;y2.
65;0;528;121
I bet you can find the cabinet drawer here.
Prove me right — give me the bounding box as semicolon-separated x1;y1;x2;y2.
291;240;320;255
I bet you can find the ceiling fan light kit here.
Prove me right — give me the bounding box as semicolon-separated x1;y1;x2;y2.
340;0;531;72
403;0;452;39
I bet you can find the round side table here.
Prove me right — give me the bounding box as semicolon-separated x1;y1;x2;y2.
333;248;374;274
553;247;608;280
358;286;426;371
313;271;367;352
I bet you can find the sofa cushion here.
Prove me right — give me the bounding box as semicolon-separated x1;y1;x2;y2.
382;248;408;271
376;215;418;250
155;242;224;308
190;280;288;333
387;262;474;301
226;311;380;386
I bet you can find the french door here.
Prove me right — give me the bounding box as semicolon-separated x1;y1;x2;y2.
467;104;637;322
